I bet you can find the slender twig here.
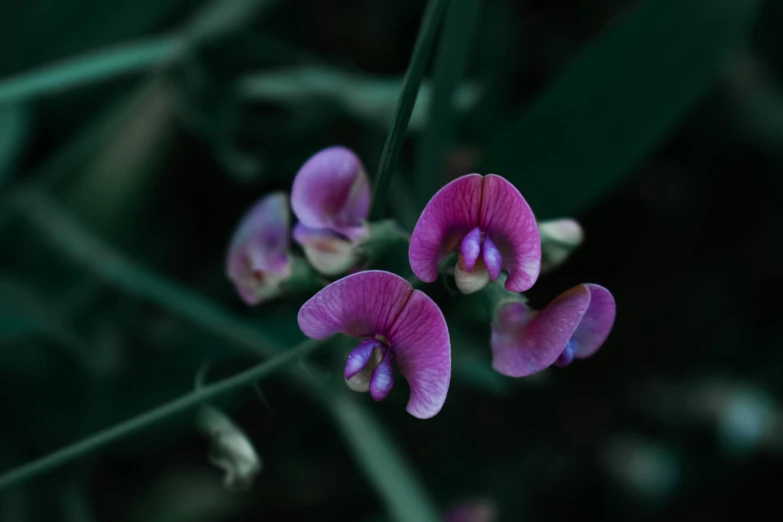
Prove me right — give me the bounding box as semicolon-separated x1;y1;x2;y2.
0;339;322;492
415;0;481;206
370;0;451;219
8;194;440;522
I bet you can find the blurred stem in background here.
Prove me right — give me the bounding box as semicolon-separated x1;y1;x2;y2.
370;0;451;219
0;0;279;106
0;335;323;492
2;192;441;522
415;0;481;208
0;0;458;516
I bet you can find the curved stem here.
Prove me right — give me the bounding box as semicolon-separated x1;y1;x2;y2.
0;339;322;492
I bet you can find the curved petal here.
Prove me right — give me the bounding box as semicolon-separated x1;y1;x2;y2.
409;174;483;283
291;146;370;231
226;193;291;305
387;289;451;418
297;270;413;340
478;175;541;292
491;285;590;377
572;284;616;358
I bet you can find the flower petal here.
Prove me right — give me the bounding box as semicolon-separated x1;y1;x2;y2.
344;339;382;380
491;285;590;377
409;174;483;283
572;284;616;358
226;192;291;305
478;175;540;292
297;270;413;340
369;354;394;401
459;227;483;272
387;289;451;419
293;223;359;275
481;234;503;281
291;146;370;232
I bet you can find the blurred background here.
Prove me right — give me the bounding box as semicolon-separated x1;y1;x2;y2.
1;0;782;520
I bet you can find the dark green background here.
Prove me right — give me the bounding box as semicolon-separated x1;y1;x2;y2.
1;0;781;520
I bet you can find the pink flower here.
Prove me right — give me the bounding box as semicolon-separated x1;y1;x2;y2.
409;174;541;294
291;146;371;275
491;284;616;377
226;192;292;305
298;270;451;418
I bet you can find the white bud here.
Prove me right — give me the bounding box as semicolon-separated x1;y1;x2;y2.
198;406;261;490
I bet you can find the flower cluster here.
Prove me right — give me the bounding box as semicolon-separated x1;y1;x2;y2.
226;146;616;419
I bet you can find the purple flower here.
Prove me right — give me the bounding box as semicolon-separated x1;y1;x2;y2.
291;146;371;275
491;284;616;377
298;270;451;418
409;174;541;294
226;192;292;305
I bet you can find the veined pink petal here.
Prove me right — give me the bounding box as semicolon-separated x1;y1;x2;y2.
491;286;590;377
298;270;411;339
478;175;540;292
387;289;451;419
291;146;370;231
409;174;483;283
409;174;540;290
226;192;291;305
297;271;451;418
573;284;616;358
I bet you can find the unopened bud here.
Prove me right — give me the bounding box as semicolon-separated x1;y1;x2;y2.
198;406;261;490
538;219;584;272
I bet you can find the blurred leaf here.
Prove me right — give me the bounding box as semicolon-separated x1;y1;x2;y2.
237;66;479;133
0;104;29;188
415;0;481;207
186;0;280;42
0;37;181;106
0;338;322;492
328;394;441;522
0;0;281;106
370;0;451;219
482;0;761;218
0;276;110;374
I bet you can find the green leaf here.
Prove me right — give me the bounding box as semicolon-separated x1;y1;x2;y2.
328;395;441;522
0;105;29;188
370;0;451;219
415;0;481;207
0;37;181;106
482;0;761;218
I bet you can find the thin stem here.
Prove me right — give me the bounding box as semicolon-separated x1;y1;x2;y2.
370;0;451;219
415;0;481;207
10;194;440;521
0;339;322;492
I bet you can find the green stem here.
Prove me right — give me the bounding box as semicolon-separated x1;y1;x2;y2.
415;0;481;207
370;0;451;219
10;193;441;522
0;339;322;492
